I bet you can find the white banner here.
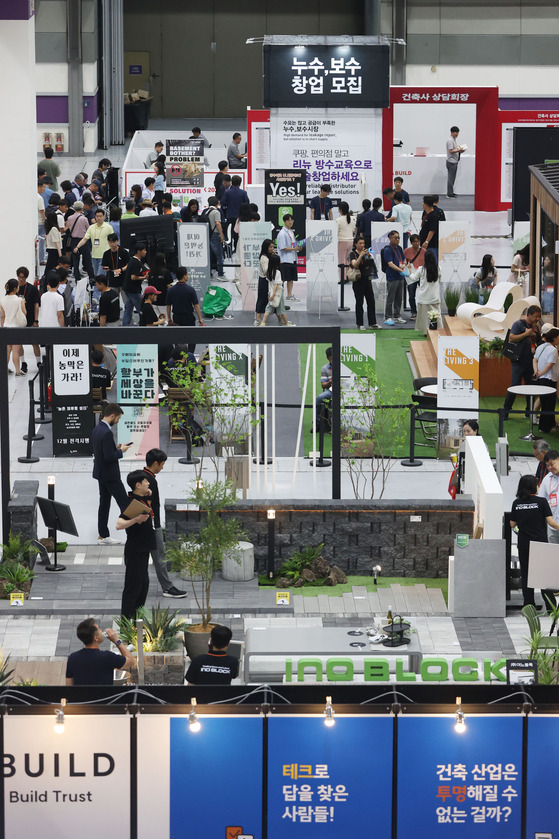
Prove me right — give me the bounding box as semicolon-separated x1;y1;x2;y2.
250;121;271;185
239;220;273;311
340;333;376;431
52;346;90;396
3;715;130;839
270;108;382;207
306;220;338;316
437;335;479;437
438;220;471;288
209;343;250;450
177;222;211;299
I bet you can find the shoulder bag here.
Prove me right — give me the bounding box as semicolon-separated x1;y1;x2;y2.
502;328;523;363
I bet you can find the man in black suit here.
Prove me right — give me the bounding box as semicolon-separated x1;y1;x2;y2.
92;403;132;545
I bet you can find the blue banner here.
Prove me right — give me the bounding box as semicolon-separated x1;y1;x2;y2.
397;716;522;838
268;716;393;838
170;717;263;838
526;715;559;836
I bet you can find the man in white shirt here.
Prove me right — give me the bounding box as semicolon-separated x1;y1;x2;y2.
139;200;158;217
276;214;301;303
387;194;413;248
39;273;65;327
142;177;156;201
37;181;46;264
446;126;465;199
538;449;559;544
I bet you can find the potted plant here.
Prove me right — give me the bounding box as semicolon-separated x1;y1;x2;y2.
1;532;39;569
444;285;460;317
165;479;245;659
0;561;34;599
427;308;441;330
113;605;187;685
464;286;480;304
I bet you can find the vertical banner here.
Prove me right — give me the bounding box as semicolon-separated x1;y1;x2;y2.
3;715;130;839
340;333;376;431
116;344;159;459
526;716;559;836
165;139;204;187
397;716;522;838
436;335;479;456
306;220;338;315
177;222;211;299
250;118;271;185
265;170;307;242
209;344;250;453
439;221;472;288
239;220;273;311
267;716;393;838
137;715;263;839
270;108;382;207
52;345;93;456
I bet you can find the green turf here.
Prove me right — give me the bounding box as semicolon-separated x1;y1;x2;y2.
264;575;448;604
299;333;558;458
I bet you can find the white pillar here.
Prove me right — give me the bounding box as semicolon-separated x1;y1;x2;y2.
0;6;37;278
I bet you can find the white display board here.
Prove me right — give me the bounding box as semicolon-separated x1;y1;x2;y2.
3;715;130;839
238;220;273;311
528;542;559;590
438;220;472;287
340;333;376;431
305;220;338;316
270;108;382;208
177;222;211;299
52;345;90;396
209;343;250;450
436;335;479;455
250;121;271;185
463;436;503;540
370;222;404;273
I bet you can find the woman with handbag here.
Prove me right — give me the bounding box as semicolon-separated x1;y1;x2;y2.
410;249;442;335
0;279;27;376
259;253;294;327
348;235;379;331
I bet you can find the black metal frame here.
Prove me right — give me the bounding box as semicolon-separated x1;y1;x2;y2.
0;326;342;543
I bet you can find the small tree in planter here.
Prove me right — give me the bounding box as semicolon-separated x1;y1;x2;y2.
113;605;187;685
165;480;245;659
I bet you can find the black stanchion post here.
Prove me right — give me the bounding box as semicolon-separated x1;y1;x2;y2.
309;407;332;468
401;405;423;468
18;382;40;464
498;407;504;439
253;400;272;465
178;405;200;466
43;353;52;414
23;378;43;442
338;263;350;312
36;361;51;424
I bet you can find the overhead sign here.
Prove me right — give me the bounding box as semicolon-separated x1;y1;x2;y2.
263;45;389;108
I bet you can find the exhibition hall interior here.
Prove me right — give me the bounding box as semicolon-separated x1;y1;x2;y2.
1;1;559;836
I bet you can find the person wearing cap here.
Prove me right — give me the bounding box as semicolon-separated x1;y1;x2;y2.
140;286;165;326
68;201;95;281
73;208;113;276
139;199;158;218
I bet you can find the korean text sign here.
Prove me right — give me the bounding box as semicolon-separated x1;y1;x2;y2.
267;716;392;837
397;716;522;837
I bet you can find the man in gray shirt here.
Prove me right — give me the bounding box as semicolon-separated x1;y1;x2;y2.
227;132;247;169
446;126;465;199
145;141;164;169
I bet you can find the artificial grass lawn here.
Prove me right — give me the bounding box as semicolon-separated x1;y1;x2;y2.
268;575;448;604
299;332;558;458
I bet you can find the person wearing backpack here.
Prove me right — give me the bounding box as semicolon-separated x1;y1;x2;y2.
382;230;408;326
201;197;225;279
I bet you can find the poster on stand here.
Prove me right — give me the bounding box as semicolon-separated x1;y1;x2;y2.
340;333;376;432
436;335;479;457
52;345;93;456
251;122;271;184
306;220;338;316
116;344;159;459
165;139;204;187
267;716;393;838
177;223;211;299
265;170;306;243
270;108;382;206
438;220;471;289
239;220;273;311
3;715;130;839
209;344;250;454
397;715;523;838
136;715;263;839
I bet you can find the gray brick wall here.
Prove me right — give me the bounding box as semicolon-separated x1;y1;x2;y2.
7;481;39;545
164;499;475;578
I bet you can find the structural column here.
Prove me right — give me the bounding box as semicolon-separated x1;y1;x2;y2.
0;1;37;277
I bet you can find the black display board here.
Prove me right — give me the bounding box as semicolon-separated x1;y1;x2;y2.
264;170;307;242
512;126;559;222
263;44;390;109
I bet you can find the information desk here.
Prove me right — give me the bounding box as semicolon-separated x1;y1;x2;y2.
244;625;423;682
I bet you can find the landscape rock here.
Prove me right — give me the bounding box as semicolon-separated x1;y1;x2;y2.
310;555;330;578
293;578;304;588
331;565;348;584
301;568;316;582
276;577;292;588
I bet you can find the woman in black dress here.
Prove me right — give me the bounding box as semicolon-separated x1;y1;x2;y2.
348;235;379;331
510;474;559;611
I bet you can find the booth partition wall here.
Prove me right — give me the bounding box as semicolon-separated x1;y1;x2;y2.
530;163;559;326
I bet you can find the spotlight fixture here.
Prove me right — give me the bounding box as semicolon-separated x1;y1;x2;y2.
189;698;201;733
323;696;335;727
454;696;466;733
267;509;276;520
53;698;67;734
373;565;381;585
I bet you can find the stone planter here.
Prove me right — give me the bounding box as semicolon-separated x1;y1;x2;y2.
0;579;32;600
183;626;213;660
222;541;254;582
129;646;186;685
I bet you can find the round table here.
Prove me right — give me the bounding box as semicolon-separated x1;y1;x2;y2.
506;384;557;441
420;384;438;396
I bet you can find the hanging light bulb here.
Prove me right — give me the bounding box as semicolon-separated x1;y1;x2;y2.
54;698;67;734
323;696;335;728
188;698;201;733
454;696;466;733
